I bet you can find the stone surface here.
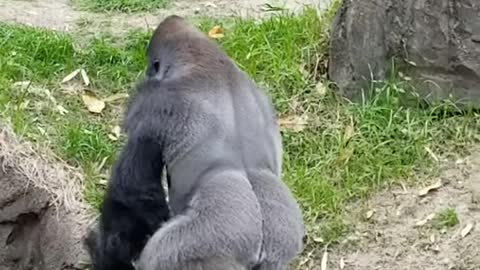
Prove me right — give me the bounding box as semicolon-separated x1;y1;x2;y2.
329;0;480;105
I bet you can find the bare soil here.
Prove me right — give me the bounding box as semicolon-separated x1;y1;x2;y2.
302;152;480;270
0;0;331;33
1;1;479;270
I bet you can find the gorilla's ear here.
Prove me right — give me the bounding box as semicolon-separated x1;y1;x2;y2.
152;59;161;74
146;58;164;80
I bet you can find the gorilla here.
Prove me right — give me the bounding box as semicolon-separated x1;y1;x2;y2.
85;15;304;270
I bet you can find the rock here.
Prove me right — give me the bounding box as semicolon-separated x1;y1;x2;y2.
329;0;480;106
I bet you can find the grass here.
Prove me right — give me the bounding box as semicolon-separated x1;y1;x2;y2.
73;0;171;13
433;208;460;230
0;4;479;246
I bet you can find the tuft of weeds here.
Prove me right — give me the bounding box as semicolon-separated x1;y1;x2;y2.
432;208;460;230
72;0;171;13
0;4;478;247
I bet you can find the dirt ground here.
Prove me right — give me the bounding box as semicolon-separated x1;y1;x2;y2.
1;0;479;269
305;153;480;270
0;0;331;32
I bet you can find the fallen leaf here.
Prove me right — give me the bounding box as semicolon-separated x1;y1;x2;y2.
81;68;90;86
418;180;443;197
365;210;375;220
455;159;465;165
277;114;308;132
81;90;105;114
430;234;435;243
208;25;225;39
108;134;118;141
339;257;345;269
415;213;436;227
102;93;129;103
98;179;108;186
112;125;121;137
315;82;327;96
344;117;355;141
56;105;69;115
204;2;217;8
321;249;328;270
12;81;31;88
312;237;324;243
61;69;81;83
461;222;474;238
108;125;122;141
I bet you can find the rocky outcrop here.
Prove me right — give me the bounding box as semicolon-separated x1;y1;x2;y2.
329;0;480;105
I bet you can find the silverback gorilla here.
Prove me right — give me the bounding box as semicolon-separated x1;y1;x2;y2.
85;15;305;270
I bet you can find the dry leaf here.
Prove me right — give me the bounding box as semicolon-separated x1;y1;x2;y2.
418;180;443;197
430;234;435;243
312;237;324;243
415;213;436;227
98;179;108;186
461;222;474;238
365;210;375;220
112;125;121;137
56;105;69;115
108;134;118;141
81;68;90;86
344;117;354;141
108;126;122;141
102;93;129;103
204;2;217;8
12;81;31;88
208;26;225;39
61;69;81;83
277;114;308;132
81;90;105;114
339;257;345;269
320;249;328;270
315;82;327;96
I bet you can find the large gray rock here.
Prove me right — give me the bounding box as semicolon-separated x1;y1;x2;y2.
329;0;480;105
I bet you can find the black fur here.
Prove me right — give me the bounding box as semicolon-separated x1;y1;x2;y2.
84;137;170;270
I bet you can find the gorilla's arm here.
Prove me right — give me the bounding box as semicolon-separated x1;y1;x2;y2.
88;137;170;270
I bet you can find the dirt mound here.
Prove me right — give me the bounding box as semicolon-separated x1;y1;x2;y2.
322;153;480;270
0;123;95;270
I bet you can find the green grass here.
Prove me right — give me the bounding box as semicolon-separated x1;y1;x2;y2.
433;208;460;230
73;0;171;13
0;4;479;246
